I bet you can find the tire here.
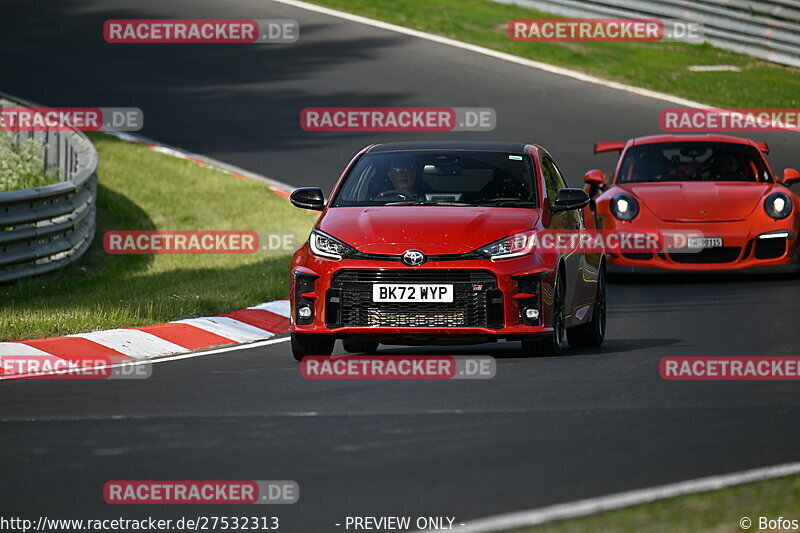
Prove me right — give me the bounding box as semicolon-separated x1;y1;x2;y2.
342;337;379;354
567;264;606;348
520;274;566;357
291;333;335;361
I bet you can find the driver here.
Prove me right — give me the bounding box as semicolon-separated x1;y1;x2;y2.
373;156;421;200
711;153;746;180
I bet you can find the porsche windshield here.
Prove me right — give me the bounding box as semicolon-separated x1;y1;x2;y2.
331;151;537;207
617;142;772;183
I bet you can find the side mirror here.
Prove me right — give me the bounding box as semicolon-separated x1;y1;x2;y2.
583;169;606;186
782;168;800;186
552;188;590;213
290;187;325;211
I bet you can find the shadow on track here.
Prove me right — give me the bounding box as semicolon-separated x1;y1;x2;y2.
368;337;681;359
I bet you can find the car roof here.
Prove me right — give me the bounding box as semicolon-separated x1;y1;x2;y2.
366;141;529;154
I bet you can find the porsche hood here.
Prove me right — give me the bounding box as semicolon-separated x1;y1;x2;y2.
619;182;774;222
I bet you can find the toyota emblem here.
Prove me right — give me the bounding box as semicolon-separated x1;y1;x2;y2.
401;249;425;266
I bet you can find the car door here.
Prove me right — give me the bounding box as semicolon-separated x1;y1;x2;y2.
541;156;587;325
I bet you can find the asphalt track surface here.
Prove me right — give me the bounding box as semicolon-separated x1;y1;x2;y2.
2;1;800;531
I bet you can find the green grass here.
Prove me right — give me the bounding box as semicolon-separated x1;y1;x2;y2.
0;132;317;341
305;0;800;108
514;474;800;533
0;132;59;191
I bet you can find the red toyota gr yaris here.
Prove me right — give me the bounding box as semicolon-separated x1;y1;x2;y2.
583;134;800;272
288;141;606;360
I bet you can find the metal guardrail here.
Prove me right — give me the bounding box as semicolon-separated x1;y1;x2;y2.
0;94;98;283
495;0;800;68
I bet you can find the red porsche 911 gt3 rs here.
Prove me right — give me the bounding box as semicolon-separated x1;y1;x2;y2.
288;141;606;360
583;134;800;272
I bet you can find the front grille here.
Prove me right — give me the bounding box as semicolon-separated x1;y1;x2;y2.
365;304;468;327
755;238;786;260
670;247;741;264
328;269;501;328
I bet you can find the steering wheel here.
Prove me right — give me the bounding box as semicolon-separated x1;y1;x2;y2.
373;190;411;201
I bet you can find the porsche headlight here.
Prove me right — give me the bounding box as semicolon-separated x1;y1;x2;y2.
309;230;355;260
478;231;535;261
611;193;639;221
764;192;793;220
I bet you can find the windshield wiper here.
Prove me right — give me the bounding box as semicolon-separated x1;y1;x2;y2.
476;199;536;207
384;200;470;206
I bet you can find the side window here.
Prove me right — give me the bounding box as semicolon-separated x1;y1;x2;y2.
541;157;564;203
543;156;581;224
550;158;568;189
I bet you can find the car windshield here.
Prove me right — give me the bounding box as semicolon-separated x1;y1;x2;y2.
617;142;772;183
331;151;537;207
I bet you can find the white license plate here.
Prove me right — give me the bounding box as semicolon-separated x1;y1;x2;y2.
688;237;723;249
372;284;454;303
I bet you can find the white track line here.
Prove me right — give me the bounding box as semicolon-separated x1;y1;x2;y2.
427;461;800;532
271;0;707;109
141;335;290;365
73;329;190;359
247;300;291;317
173;316;276;343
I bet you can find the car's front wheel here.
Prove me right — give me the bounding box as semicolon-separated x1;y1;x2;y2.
291;333;335;361
520;274;566;357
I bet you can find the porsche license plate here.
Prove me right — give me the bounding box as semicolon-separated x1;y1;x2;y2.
372;284;454;303
688;237;723;249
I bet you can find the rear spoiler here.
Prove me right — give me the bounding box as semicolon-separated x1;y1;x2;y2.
755;141;769;154
594;142;626;154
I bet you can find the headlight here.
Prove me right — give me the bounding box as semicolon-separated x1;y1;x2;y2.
309;230;355;260
611;193;639;221
478;231;535;261
764;192;793;220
